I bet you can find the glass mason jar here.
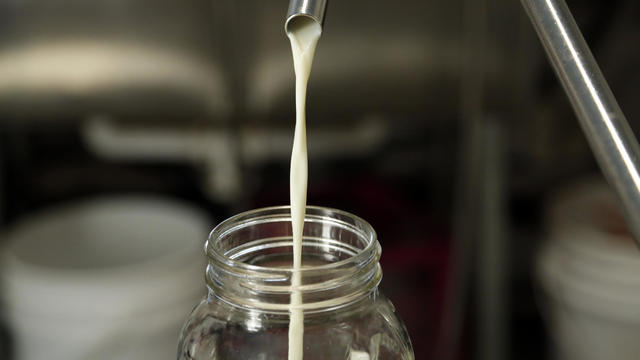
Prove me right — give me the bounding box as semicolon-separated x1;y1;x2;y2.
177;206;414;359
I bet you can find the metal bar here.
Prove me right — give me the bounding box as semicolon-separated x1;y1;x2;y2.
521;0;640;243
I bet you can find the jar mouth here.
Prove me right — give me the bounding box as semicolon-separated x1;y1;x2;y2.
205;206;382;313
207;205;378;274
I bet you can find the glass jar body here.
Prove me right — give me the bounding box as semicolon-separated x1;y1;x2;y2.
178;289;412;359
177;206;414;360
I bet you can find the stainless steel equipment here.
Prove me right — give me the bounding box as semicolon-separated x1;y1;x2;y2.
283;0;640;246
285;0;328;33
521;0;640;244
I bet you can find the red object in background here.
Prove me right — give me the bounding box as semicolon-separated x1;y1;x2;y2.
381;242;449;360
315;175;453;360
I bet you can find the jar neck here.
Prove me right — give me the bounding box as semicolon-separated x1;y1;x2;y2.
205;206;382;315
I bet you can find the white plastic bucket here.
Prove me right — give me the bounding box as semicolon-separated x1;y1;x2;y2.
537;178;640;360
0;196;210;360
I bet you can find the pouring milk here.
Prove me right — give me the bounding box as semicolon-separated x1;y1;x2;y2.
286;17;322;360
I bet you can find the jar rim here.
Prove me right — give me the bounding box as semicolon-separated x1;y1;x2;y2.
207;205;378;274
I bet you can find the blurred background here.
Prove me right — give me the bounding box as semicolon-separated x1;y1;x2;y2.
1;0;640;359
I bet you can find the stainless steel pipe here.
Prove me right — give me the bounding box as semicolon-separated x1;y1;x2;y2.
522;0;640;244
285;0;328;33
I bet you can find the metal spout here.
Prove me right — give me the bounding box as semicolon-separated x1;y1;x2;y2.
285;0;328;34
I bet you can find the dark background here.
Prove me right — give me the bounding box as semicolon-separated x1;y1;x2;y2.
1;0;639;359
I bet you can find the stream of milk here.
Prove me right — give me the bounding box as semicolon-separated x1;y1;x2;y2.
286;17;322;360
